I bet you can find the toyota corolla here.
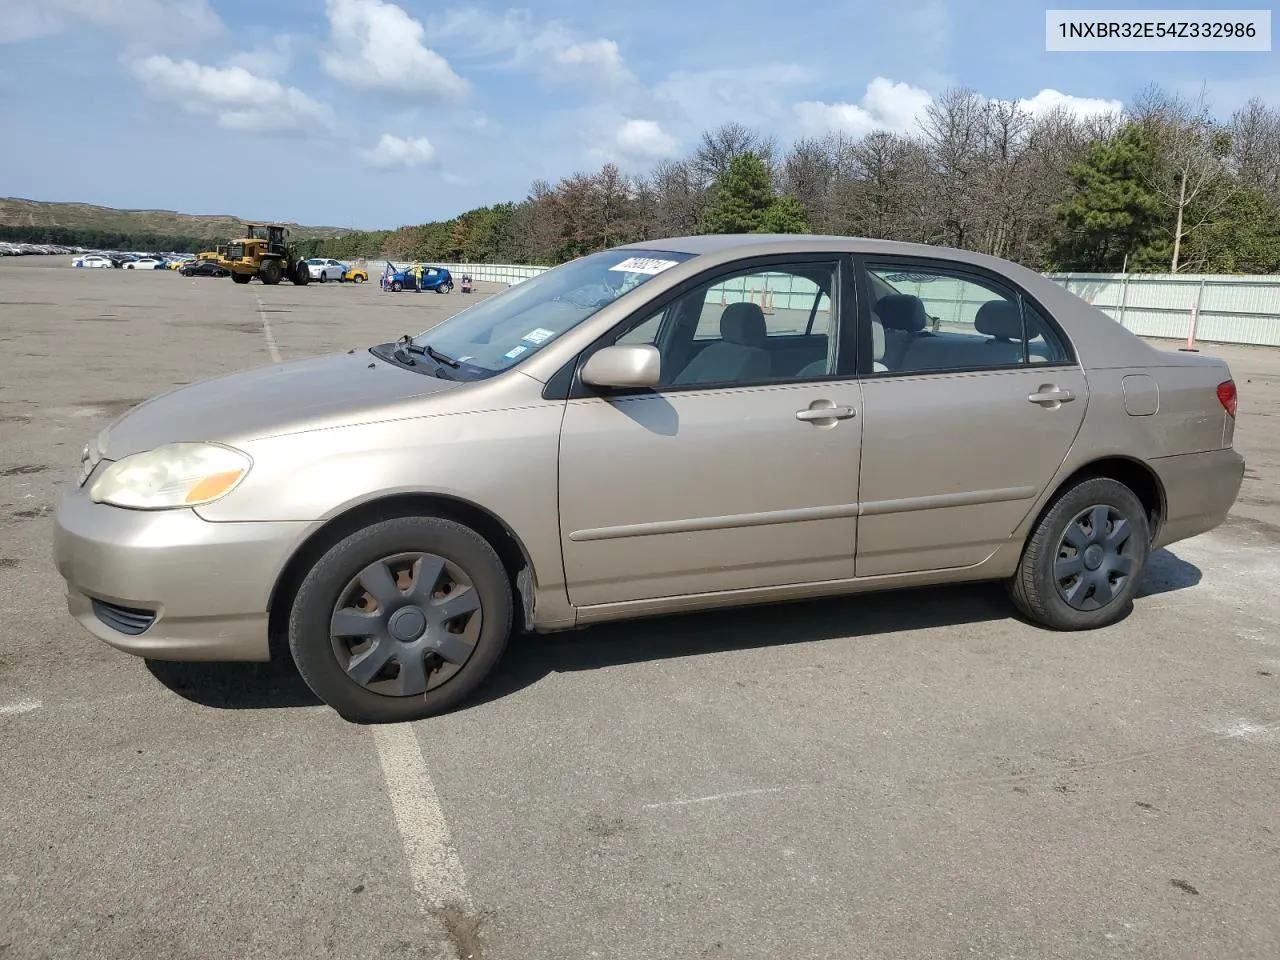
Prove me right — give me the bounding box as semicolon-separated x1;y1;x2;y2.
53;235;1245;722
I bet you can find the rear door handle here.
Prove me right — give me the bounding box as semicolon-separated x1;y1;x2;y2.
1028;387;1074;406
796;405;855;421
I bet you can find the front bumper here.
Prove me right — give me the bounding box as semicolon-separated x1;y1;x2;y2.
53;484;311;662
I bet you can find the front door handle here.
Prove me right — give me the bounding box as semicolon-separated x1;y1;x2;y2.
796;404;855;422
1028;386;1075;406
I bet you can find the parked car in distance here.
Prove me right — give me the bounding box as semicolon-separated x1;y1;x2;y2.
306;257;347;282
342;262;369;283
73;255;113;268
123;258;164;270
53;235;1245;723
179;259;230;277
384;263;453;292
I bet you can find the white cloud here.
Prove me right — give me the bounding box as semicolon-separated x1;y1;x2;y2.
795;77;933;138
323;0;469;99
225;36;295;79
615;119;679;160
1014;89;1123;119
127;55;336;135
360;133;437;168
796;78;1123;138
654;63;811;131
1;0;223;46
439;7;634;87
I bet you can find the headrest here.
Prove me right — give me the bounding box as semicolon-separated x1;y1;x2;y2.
871;318;885;361
874;294;927;333
721;301;767;346
974;300;1024;341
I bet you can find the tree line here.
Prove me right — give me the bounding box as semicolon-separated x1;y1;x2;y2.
309;84;1279;275
0;225;221;253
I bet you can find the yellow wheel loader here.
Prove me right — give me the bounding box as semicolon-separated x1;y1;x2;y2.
222;223;311;286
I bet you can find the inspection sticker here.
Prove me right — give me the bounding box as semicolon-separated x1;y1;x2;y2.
609;256;680;275
522;327;555;343
503;344;529;359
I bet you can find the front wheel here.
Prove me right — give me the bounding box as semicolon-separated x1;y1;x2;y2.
391;280;402;292
1008;476;1150;630
231;272;251;284
288;516;513;723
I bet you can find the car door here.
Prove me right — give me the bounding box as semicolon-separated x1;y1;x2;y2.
557;255;862;608
853;256;1088;578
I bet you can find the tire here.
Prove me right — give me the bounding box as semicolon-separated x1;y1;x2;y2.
319;271;327;282
231;272;251;284
391;280;402;292
1008;476;1150;631
438;281;453;293
288;516;513;723
260;259;282;285
292;261;311;285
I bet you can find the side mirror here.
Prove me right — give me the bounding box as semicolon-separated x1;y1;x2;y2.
580;344;661;389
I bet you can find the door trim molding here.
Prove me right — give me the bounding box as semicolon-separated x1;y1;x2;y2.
860;485;1038;517
568;485;1034;542
569;501;862;541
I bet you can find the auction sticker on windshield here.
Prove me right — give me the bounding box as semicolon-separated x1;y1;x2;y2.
522;327;555;343
609;256;680;275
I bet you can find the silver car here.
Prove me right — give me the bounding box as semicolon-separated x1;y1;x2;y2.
53;235;1246;722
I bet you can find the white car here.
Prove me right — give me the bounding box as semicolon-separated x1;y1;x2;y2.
124;259;164;270
305;257;346;282
73;255;113;268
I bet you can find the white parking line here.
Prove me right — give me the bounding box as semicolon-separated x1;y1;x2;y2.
253;293;282;363
0;699;41;716
371;724;472;910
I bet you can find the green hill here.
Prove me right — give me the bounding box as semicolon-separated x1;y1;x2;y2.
0;197;353;242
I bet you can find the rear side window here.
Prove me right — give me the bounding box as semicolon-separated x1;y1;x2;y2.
864;262;1071;373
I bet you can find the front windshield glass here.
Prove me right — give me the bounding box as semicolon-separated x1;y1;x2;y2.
406;248;693;378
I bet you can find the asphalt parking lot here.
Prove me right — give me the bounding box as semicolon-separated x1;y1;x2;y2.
1;256;1278;960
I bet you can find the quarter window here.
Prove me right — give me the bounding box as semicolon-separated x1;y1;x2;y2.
864;263;1069;373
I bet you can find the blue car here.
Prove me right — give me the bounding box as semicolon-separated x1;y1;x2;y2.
382;262;454;293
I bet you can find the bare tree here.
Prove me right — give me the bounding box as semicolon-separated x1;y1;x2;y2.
1229;97;1280;200
780;134;852;233
1131;84;1235;272
692;122;776;186
645;159;704;237
918;87;991;249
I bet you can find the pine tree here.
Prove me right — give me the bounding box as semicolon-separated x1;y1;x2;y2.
700;152;774;233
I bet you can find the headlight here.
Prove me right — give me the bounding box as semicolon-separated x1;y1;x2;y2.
88;442;251;510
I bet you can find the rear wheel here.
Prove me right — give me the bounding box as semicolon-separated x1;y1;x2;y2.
391;280;402;292
1008;476;1150;630
231;272;251;284
288;516;513;723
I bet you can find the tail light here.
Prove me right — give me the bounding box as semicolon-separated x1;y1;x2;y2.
1217;380;1237;418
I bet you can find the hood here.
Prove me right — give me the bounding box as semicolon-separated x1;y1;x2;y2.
99;349;459;459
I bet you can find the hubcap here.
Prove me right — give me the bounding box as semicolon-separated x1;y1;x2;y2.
1053;504;1137;611
329;552;482;697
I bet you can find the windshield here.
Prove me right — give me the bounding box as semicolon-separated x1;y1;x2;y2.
404;248;693;378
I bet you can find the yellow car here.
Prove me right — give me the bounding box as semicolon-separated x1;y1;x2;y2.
341;262;369;283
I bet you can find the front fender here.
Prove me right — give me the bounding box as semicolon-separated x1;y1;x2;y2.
194;405;569;597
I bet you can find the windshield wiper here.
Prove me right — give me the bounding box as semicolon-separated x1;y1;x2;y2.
394;335;460;368
424;344;460;368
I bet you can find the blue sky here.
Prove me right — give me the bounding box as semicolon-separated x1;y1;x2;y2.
1;0;1276;230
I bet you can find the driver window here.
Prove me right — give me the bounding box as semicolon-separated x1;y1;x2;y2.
612;261;840;386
